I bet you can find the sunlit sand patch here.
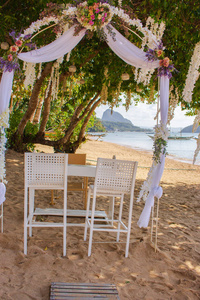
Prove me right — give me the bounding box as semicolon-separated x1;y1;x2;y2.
169;223;186;229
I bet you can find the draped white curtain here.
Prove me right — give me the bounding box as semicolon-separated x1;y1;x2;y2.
18;25;86;63
103;25;160;69
137;76;169;227
0;24;170;226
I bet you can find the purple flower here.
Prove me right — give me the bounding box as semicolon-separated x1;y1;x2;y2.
25;42;35;49
0;57;20;72
24;34;32;40
9;30;16;39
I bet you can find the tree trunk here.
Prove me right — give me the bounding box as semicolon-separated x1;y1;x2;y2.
54;92;101;152
37;85;52;139
72;96;102;152
32;97;44;124
17;62;53;136
77;97;102;145
58;92;100;146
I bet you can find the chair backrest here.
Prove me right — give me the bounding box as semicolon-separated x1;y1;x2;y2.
25;153;68;187
95;158;138;194
68;153;86;165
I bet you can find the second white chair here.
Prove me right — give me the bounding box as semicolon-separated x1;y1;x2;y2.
84;157;138;257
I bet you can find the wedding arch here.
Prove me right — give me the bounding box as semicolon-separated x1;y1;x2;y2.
0;1;175;228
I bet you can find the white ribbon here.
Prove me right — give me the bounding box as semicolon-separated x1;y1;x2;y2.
137;186;163;228
0;182;6;205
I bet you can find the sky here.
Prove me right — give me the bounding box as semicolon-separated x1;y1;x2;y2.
95;102;195;130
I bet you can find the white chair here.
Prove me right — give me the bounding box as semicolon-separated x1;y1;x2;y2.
84;158;138;257
24;153;68;256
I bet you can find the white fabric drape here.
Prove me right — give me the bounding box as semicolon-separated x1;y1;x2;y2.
0;70;14;115
0;182;6;205
137;76;169;227
0;25;86;117
18;25;86;63
104;25;160;69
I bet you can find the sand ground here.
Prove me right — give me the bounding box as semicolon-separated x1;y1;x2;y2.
0;139;199;300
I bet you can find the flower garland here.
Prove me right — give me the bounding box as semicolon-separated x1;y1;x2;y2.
0;109;10;184
167;86;179;125
183;42;200;103
153;123;169;163
0;30;35;72
76;1;113;31
145;42;176;79
137;122;169;202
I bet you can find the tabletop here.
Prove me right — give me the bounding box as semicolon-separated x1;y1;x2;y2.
68;164;96;177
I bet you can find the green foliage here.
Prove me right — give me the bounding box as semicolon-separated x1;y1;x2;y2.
87;117;106;132
153;137;167;164
1;0;200;152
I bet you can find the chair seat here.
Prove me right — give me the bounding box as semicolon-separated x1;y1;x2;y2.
89;185;124;197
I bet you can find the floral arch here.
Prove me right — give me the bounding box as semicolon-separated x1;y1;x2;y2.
0;1;176;228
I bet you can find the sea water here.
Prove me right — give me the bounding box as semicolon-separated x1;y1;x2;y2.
92;131;200;165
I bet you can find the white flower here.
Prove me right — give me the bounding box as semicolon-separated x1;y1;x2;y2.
183;42;200;103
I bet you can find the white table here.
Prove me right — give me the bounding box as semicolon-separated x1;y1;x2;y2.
68;164;96;177
35;163;107;226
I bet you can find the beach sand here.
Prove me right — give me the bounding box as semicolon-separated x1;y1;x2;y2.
0;139;199;299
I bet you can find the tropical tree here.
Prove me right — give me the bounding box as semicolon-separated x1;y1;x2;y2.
0;0;199;153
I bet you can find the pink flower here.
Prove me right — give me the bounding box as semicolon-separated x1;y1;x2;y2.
15;40;23;47
10;45;19;52
156;50;163;57
95;9;100;13
102;17;105;22
104;13;107;17
94;3;99;9
91;14;95;20
7;54;13;61
163;57;170;67
89;20;94;25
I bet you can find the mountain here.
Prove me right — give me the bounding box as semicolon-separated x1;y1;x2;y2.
102;109;133;125
181;125;200;133
100;109;151;132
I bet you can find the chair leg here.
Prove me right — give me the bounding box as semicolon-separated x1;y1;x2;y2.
24;188;28;255
108;196;115;226
117;195;124;242
88;191;97;257
84;177;88;209
29;188;35;237
63;191;67;257
125;194;134;258
84;189;91;241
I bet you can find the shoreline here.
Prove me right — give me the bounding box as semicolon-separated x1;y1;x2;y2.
87;133;200;166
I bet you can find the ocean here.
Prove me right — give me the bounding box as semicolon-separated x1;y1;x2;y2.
91;131;200;165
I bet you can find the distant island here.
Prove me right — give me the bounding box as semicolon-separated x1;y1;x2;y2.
88;109;153;132
181;125;200;133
